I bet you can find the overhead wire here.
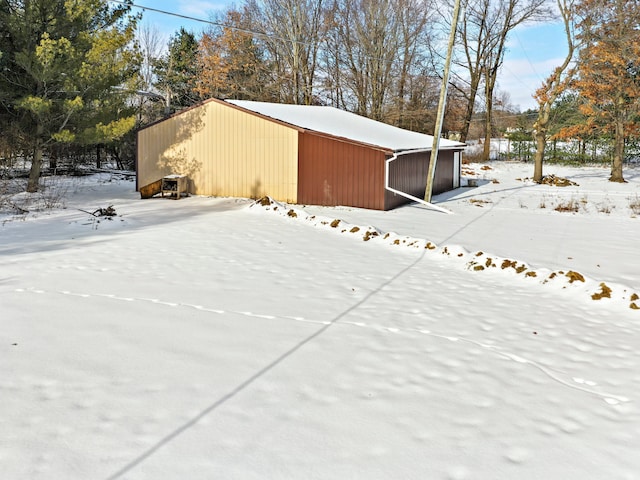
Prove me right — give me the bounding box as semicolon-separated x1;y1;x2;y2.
110;0;554;119
511;29;544;84
108;0;327;49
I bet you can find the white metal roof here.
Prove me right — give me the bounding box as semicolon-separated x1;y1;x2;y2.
226;100;465;152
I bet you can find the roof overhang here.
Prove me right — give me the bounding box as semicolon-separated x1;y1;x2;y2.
138;98;467;154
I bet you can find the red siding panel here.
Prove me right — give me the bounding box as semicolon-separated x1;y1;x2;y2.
298;131;461;211
298;133;387;210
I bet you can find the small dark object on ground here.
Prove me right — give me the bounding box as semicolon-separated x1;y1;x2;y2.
79;205;117;218
93;206;117;217
537;175;579;187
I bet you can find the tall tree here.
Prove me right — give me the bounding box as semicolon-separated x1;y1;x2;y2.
196;8;272;101
247;0;328;104
0;0;139;191
532;0;578;182
572;0;640;182
336;0;400;119
454;0;549;153
454;0;491;143
324;0;432;121
153;27;200;113
390;0;434;127
135;23;166;123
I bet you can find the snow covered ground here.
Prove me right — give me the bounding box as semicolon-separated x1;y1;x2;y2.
2;162;640;479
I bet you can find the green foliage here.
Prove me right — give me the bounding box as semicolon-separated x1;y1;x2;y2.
153;28;200;111
548;92;587;138
504;113;535;161
0;0;140;188
86;116;137;143
51;129;76;143
17;96;53;116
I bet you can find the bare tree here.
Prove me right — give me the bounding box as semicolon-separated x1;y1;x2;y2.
190;0;436;126
136;23;166;122
247;0;328;104
137;24;165;93
326;0;434;121
320;8;346;108
454;0;491;143
454;0;550;156
392;0;435;126
532;0;578;182
334;0;402;119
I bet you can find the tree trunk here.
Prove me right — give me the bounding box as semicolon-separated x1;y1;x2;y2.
482;66;497;162
482;113;491;161
27;124;44;193
532;0;576;182
533;129;546;182
49;145;58;171
459;74;480;143
533;105;551;182
610;115;625;182
482;100;493;161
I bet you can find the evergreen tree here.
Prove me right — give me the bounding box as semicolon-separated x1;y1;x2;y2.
153;28;200;112
0;0;140;191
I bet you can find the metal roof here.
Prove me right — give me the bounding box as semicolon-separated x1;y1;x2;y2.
226;100;465;152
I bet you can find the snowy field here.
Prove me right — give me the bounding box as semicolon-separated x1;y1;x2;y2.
2;161;640;479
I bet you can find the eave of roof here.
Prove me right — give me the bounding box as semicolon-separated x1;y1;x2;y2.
226;100;466;152
136;98;306;134
137;98;466;154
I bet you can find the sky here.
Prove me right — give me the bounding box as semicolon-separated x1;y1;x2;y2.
132;0;569;111
3;161;640;478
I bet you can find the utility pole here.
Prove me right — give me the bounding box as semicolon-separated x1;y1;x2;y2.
424;0;462;203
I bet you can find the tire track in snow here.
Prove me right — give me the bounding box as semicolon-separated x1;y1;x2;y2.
15;286;631;406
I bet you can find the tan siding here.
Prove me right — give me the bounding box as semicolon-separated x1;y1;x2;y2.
137;100;298;203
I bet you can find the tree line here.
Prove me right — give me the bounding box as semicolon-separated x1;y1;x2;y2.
0;0;139;191
533;0;640;183
146;0;547;144
1;0;639;192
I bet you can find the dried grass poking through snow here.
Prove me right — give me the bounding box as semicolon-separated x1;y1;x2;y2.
252;196;640;310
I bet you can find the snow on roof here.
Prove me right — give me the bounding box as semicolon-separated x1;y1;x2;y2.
226;100;465;152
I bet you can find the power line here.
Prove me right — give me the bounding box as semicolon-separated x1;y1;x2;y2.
109;1;218;27
108;0;322;49
111;0;549;118
512;29;544;84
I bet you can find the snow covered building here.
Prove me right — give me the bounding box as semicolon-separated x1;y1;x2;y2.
136;98;465;210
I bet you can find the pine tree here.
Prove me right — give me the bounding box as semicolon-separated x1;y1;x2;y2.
0;0;140;191
153;28;200;112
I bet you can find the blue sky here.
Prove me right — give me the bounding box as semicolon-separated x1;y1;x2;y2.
501;21;569;110
136;0;568;111
135;0;227;33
